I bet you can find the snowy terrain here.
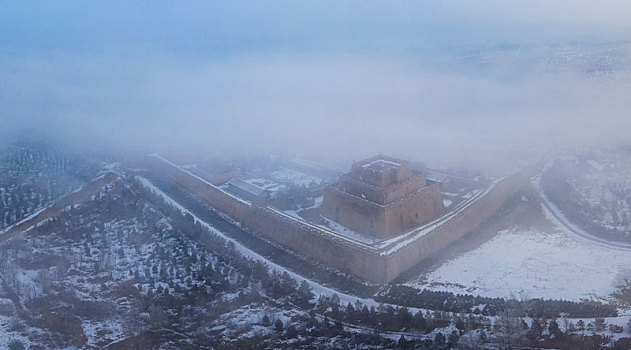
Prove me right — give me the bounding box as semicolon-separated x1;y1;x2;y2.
137;176;379;307
410;223;631;301
542;150;631;241
270;167;323;187
244;177;286;195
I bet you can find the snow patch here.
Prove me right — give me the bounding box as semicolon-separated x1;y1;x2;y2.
411;226;631;301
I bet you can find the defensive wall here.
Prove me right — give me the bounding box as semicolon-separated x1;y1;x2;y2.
142;155;389;282
379;163;541;282
336;174;426;205
144;154;540;284
321;155;445;238
321;184;444;238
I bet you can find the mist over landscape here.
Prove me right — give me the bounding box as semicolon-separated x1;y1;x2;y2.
2;1;631;349
3;1;631;167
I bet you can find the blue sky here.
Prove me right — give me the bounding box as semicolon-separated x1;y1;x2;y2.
3;1;628;55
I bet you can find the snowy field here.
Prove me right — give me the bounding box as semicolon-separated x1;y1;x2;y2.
409;224;631;302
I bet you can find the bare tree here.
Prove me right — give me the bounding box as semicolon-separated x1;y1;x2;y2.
459;330;486;350
495;303;524;349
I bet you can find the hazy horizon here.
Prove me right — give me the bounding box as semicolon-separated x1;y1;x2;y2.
3;1;631;170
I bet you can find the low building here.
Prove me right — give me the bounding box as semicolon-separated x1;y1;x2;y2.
226;178;269;203
423;170;450;189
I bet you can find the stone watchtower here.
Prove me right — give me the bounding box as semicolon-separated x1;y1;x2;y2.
321;155;444;239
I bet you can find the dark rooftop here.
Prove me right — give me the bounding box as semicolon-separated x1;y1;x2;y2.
227;178;267;197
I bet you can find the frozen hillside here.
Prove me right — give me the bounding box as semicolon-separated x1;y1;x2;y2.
541;149;631;243
0;145;101;228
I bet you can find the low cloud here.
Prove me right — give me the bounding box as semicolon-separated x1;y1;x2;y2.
2;49;631;173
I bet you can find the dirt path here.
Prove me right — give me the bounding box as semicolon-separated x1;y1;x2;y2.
0;172;119;244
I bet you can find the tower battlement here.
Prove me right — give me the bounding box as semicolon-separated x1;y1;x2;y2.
350;155;414;188
321;155;444;239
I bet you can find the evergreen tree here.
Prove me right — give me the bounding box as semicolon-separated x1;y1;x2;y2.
397;334;407;348
413;311;427;330
531;319;543;335
549;319;561;338
8;339;25;350
434;332;445;347
262;315;271;327
479;330;487;343
275;319;284;332
447;331;460;348
454;318;466;332
286;325;298;338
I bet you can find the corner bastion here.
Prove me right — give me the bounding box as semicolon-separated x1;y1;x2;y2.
143;154;540;283
321;155;444;239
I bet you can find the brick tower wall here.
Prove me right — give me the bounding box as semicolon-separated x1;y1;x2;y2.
338;174;427;205
321;183;444;239
350;159;413;187
142;154;540;284
382;163;542;282
383;184;444;235
320;188;387;236
143;155;390;282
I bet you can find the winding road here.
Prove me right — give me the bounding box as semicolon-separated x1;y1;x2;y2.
534;173;631;251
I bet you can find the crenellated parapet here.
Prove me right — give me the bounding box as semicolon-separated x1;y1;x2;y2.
321;156;444;239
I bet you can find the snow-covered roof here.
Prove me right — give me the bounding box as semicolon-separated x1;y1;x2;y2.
362;159;402;172
227;178;267;197
424;170;449;183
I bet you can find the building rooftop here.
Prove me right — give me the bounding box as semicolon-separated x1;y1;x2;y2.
227;178;267;197
423;170;449;184
361;159;402;172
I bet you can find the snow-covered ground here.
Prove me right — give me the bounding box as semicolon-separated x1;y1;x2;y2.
244;177;286;195
551;150;631;236
270;168;323;187
409;224;631;301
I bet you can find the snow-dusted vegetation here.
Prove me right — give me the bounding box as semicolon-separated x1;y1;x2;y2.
0;145;101;228
542;149;631;243
0;172;459;348
2;144;631;348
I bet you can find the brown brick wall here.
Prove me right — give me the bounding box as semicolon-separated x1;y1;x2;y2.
321;188;386;235
350;156;413;187
144;155;540;284
144;156;389;282
382;164;542;282
383;184;444;234
321;184;444;239
339;174;426;205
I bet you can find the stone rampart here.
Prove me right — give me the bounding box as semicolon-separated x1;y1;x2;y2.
144;155;389;282
145;154;540;284
382;164;541;281
321;183;444;238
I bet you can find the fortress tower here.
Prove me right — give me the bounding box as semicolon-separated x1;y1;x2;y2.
321;155;444;239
